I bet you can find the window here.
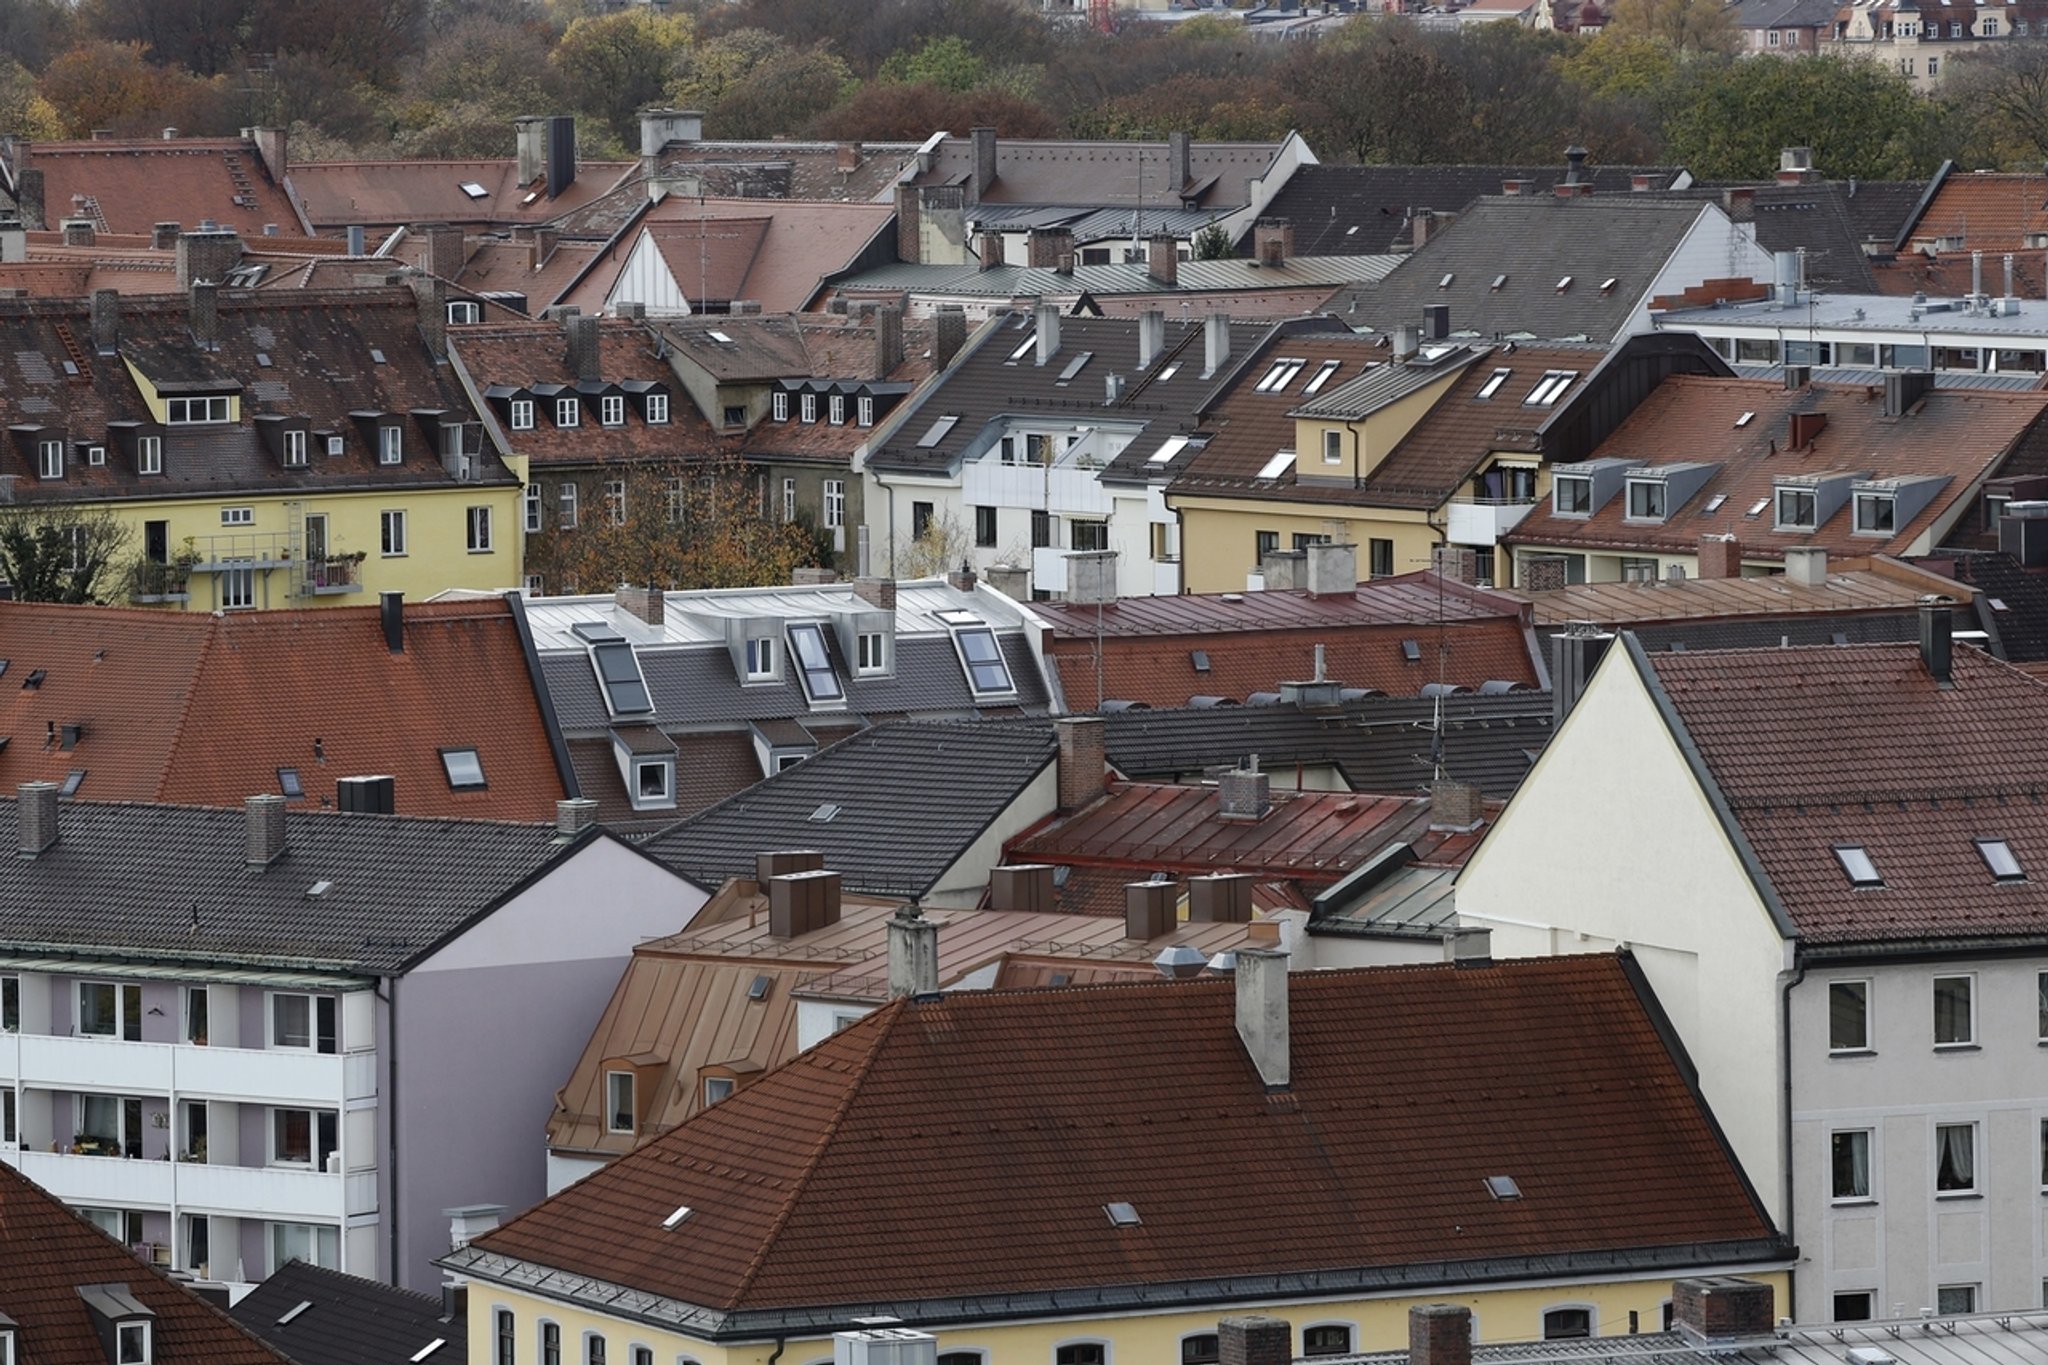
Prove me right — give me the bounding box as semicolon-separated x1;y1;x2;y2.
1256;529;1279;561
1937;1122;1977;1193
2039;970;2048;1042
956;627;1014;696
1769;27;1780;43
271;993;338;1053
441;747;485;789
1181;1336;1220;1365
913;502;934;539
1294;533;1331;551
541;1322;562;1365
510;400;535;431
448;300;482;325
1830;980;1870;1051
1031;509;1051;549
636;761;670;804
857;632;887;674
271;1107;338;1169
1054;1347;1105;1365
857;396;875;426
1979;839;2025;882
788;623;843;702
1832;1129;1872;1200
745;637;777;681
137;436;163;475
496;1310;516;1365
824;480;845;530
1832;1291;1873;1323
467;505;493;553
82;1207;143;1243
587;1336;607;1365
601;395;625;427
116;1322;149;1364
379;427;403;465
800;393;817;424
1542;1309;1593;1340
269;1222;339;1271
1949;19;1962;35
381;509;407;557
1070;520;1108;552
1303;1326;1353;1355
221;506;254;527
559;484;578;530
829;394;846;425
631;1350;653;1365
667;478;686;525
2;1087;14;1144
166;396;231;425
1369;539;1394;579
772;391;789;422
79;982;140;1041
87;444;105;466
183;986;208;1044
1476;367;1513;400
1524;370;1578;406
282;429;308;467
524;484;543;533
606;480;627;528
1627;481;1667;520
704;1077;735;1106
37;440;60;479
1855;493;1896;534
217;563;254;610
1322;429;1343;465
1554;475;1592;514
1835;846;1882;887
1934;975;1974;1046
607;1072;635;1133
1769;486;1815;528
556;398;580;428
1938;1285;1976;1315
1255;358;1306;392
0;974;14;1031
781;478;797;523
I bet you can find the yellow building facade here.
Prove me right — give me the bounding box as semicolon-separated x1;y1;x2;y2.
466;1267;1793;1365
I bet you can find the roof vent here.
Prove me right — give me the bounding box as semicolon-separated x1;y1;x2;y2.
662;1204;693;1229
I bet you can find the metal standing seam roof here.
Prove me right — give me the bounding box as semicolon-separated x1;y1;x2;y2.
1323;1312;2048;1365
1499;556;1975;626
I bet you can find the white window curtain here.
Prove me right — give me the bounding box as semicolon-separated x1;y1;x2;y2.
1937;1124;1975;1190
1833;1131;1870;1198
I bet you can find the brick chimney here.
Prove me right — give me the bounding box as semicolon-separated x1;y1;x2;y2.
946;562;978;592
408;270;447;362
555;798;599;837
1124;880;1176;940
886;904;939;997
1671;1278;1775;1344
768;869;843;937
188;281;220;351
836;141;862;172
1056;716;1107;812
60;218;93;247
853;575;898;611
16;781;58;857
1168;130;1193;194
565;314;600;384
895;184;922;263
988;864;1055;912
614;583;665;627
151;221;181;250
1501;178;1533;196
1147;234;1178;287
934;306;967;369
1028;227;1075;268
1428;779;1484;831
1697;534;1741;579
175;226;242;290
1217;756;1271;821
1233;947;1289;1089
14;167;44;230
1253;219;1292;267
89;288;119;355
1409;1305;1473;1365
245;794;287;867
874;304;903;380
418;221;465;280
1220;1316;1291;1365
978;231;1003;271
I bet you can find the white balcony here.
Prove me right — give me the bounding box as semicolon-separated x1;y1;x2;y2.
0;1149;367;1222
963;461;1113;516
1445;499;1536;546
177;1160;356;1222
4;1033;348;1107
7;1148;173;1207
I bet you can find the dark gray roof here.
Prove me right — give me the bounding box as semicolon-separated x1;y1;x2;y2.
1326;196;1715;343
639;720;1059;897
1731;0;1840;27
1632;611;1924;653
1101;691;1552;798
1253;164;1688;256
1643;182;1878;291
231;1261;466;1365
540;634;1047;732
1942;550;2048;662
0;800;565;973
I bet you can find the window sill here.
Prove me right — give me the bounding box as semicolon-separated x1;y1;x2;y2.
1828;1048;1877;1058
1829;1197;1878;1207
467;549;494;555
1934;1191;1981;1201
1933;1043;1980;1053
380;553;408;559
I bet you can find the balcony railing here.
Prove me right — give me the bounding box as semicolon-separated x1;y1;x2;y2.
186;532;294;569
1445;498;1538;546
1;1148;370;1221
301;556;365;595
1;1032;351;1108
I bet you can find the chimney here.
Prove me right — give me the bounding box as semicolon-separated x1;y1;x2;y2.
528;224;559;273
1501;178;1532;196
60;218;93;247
1233;947;1289;1089
835;140;862;173
768;868;843;937
346;224;366;256
1203;312;1230;377
250;126;287;181
565;314;601;384
1441;926;1491;968
1432;545;1478;584
886;903;940;997
418;221;464;280
1253;219;1292;267
1303;542;1356;597
874;304;903;380
1219;1316;1293;1365
1428;779;1484;831
946;561;977;592
244;794;287;867
1147;233;1179;287
977;231;1003;271
1564;144;1589;184
1168;130;1192;193
15;167;43;230
853;575;898;612
1056;716;1107;811
1883;370;1935;418
1631;173;1655;193
1035;301;1061;366
1776;146;1816;185
90;288;119;355
545;114;576;199
1260;549;1304;591
984;562;1030;600
188;282;219;350
176;227;242;290
614;583;664;627
1391;325;1419;361
1782;546;1827;588
515;116;546;185
1723;186;1756;219
16;781;58;857
555;798;599;837
970;126;997;201
1124;880;1177;940
988;864;1055;912
1410;1305;1474;1365
894;184;922;263
1788;409;1826;447
380;591;405;654
1066;549;1117;606
1549;627;1614;727
1422;302;1450;340
1138;309;1165;369
407;270;447;362
1920;600;1953;684
335;775;396;815
934;306;967;369
1187;872;1253;923
444;1205;506;1252
1217;756;1271;821
1028;226;1075;268
1671;1278;1775;1345
756;849;824;882
1697;534;1741;579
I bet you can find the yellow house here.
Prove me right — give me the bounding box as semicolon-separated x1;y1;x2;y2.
0;283;524;609
444;954;1790;1365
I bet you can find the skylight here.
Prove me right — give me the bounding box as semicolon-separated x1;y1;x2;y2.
748;974;773;1000
1255;449;1295;480
1147;436;1191;465
277;1301;313;1326
1703;494;1728;514
915;415;960;448
574;624;655;717
1522;370;1578;407
706;330;734;345
1834;845;1883;888
1155;364;1180;383
1555;275;1573;293
1104;1201;1142;1227
458;181;489;199
278;767;304;799
369;348;387;365
1599;277;1618;293
1303;360;1342;394
1744;498;1769;518
1057;350;1094;383
1977;838;2025;882
809;803;841;823
662;1205;693;1229
1401;640;1422;662
1484;1175;1522;1200
1735;411;1755;427
411;1340;447;1363
1255;358;1306;393
60;769;84;797
1438;273;1455;289
1476;367;1512;400
787;623;844;704
1007;333;1038;363
1191;649;1211;672
1490;274;1509;292
1991;597;2009;612
954;625;1015;697
441;747;486;790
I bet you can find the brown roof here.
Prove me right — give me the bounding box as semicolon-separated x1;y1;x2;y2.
1871;250;2048;299
287;159;636;230
453;238;604;313
739;316;938;467
1165;333;1392;488
1907;173;2048;252
0;597;567;818
1503;555;1973;626
1504;376;2048;561
1646;638;2048;947
469;954;1779;1321
0;1159;292;1364
22;136;305;238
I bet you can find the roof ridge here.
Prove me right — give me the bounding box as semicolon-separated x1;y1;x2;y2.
156;614;223;799
727;995;906;1306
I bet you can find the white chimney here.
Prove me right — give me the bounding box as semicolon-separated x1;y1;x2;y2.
1234;947;1289;1089
1783;546;1828;588
1204;312;1231;376
886;904;940;998
1035;301;1061;366
444;1204;506;1251
1138;309;1165;369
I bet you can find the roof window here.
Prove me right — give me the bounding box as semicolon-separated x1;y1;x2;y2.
60;769;84;796
1977;838;2025;882
1834;845;1883;888
706;330;735;345
1484;1175;1522;1200
810;803;842;823
787;622;844;704
1255;449;1295;480
411;1340;448;1363
1703;493;1728;514
1522;370;1578;407
277;767;304;799
574;623;655;716
440;747;486;790
1599;277;1618;293
1490;274;1509;292
1057;351;1094;384
1401;639;1422;662
1155;364;1180;383
1191;649;1211;672
369;348;387;365
915;415;959;448
1006;333;1038;363
1555;275;1573;293
748;974;773;1000
662;1204;693;1229
1744;497;1769;518
277;1301;312;1326
1303;360;1342;394
458;181;489;199
1147;436;1191;465
1475;367;1512;400
953;623;1016;697
1104;1201;1141;1227
1735;411;1756;427
1438;273;1454;289
1255;358;1306;393
22;669;44;690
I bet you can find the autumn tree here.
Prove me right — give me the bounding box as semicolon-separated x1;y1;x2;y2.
0;505;133;605
0;0;75;71
75;0;254;77
811;81;1061;141
37;40;234;137
1945;44;2048;167
1600;0;1739;56
888;507;972;581
1663;54;1937;180
1279;20;1467;164
0;58;62;139
669;31;856;140
550;8;695;148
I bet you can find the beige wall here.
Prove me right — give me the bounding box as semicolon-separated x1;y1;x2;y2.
1172;497;1436;593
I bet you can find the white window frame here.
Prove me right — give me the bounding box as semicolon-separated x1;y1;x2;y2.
116;1321;150;1365
1322;429;1342;465
448;300;482;325
282;429;308;467
703;1076;735;1106
1;973;16;1032
782;478;797;523
524;484;543;533
857;396;874;427
221;506;254;527
510;400;535;432
559;483;579;530
220;564;255;611
37;440;61;479
268;991;337;1054
78;981;136;1039
379;426;403;465
634;760;673;808
1935;1120;1978;1196
645;392;670;425
137;436;162;475
87;444;105;466
467;505;493;553
829;394;845;425
745;637;777;681
556;397;581;428
601;395;626;427
857;632;887;675
165;395;231;425
800;392;817;424
381;509;408;557
824;479;845;530
667;477;686;525
605;479;627;528
1829;979;1871;1053
269;1221;340;1273
1934;974;1975;1048
268;1105;337;1169
1830;1127;1874;1202
772;391;789;422
606;1071;635;1134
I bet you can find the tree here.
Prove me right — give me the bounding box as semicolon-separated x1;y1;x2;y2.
0;505;133;604
1191;223;1234;260
0;58;63;139
1600;0;1738;56
669;30;856;141
0;0;76;72
888;507;972;580
1278;20;1467;164
1663;54;1938;180
37;40;234;137
811;80;1061;140
550;8;695;148
1945;43;2048;167
75;0;254;77
877;34;991;92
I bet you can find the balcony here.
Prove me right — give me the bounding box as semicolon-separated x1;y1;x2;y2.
1445;498;1537;546
3;1032;350;1108
1;1149;371;1221
300;555;366;596
126;558;192;605
186;531;294;570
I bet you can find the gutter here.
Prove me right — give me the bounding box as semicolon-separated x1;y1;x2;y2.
508;591;581;800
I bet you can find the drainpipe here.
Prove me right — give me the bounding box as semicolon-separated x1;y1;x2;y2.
380;973;401;1284
879;478;898;577
1777;952;1805;1315
1352;424;1362;490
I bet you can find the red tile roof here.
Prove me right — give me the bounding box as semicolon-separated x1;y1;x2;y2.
1871;250;2048;300
23;137;305;238
466;954;1778;1317
1646;639;2048;945
286;159;636;230
1908;173;2048;252
0;597;566;819
0;1159;292;1364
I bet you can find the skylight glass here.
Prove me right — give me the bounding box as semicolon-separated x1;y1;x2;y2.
1745;498;1769;518
1255;359;1306;393
1490;274;1509;291
1438;273;1455;289
1484;1175;1522;1200
411;1341;447;1363
1522;371;1578;407
1057;350;1094;383
809;803;841;823
1147;436;1191;465
662;1205;693;1229
1303;360;1342;394
458;181;489;199
1703;494;1728;514
955;626;1015;696
1599;277;1618;292
1154;364;1180;382
1555;276;1573;293
1735;411;1756;427
1977;838;2025;882
1255;449;1295;480
915;415;960;448
278;767;304;799
787;623;844;703
441;747;486;790
589;640;654;716
60;769;84;796
1007;333;1038;362
277;1301;313;1326
1834;845;1883;887
1476;367;1512;400
707;330;734;344
1104;1201;1141;1227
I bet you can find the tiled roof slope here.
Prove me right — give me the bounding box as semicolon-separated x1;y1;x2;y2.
1102;691;1551;798
230;1260;464;1365
0;1159;293;1364
1944;550;2048;661
462;955;1778;1321
1644;639;2048;945
1505;377;2048;561
1253;165;1686;256
1872;250;2048;298
0;798;564;972
1651;184;1878;291
1906;172;2048;252
1326;197;1717;343
13;137;304;238
1502;555;1973;627
639;720;1058;897
287;159;635;230
0;598;566;819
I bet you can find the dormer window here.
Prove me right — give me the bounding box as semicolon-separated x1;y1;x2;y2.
829;394;846;425
636;759;672;806
1553;474;1592;515
606;1070;635;1133
1854;491;1895;534
379;427;403;465
1626;479;1667;521
645;392;669;425
282;430;308;467
787;623;843;703
165;396;231;425
77;1285;155;1365
601;395;625;427
800;393;817;424
556;398;580;428
510;400;534;431
745;636;777;680
118;1320;151;1364
1776;487;1817;529
857;631;887;674
37;440;61;480
773;391;789;422
857;396;874;426
447;300;482;324
137;437;162;475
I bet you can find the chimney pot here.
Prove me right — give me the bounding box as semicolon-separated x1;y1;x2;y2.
1233;947;1289;1089
15;781;58;857
380;591;405;653
1217;757;1271;821
1056;716;1107;812
1671;1278;1776;1343
1219;1315;1293;1365
886;903;940;997
244;793;287;867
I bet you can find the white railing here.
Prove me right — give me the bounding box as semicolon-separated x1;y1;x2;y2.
0;1148;359;1222
177;1160;349;1222
5;1033;349;1108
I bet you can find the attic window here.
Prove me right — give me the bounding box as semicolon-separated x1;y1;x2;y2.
307;880;333;898
1147;437;1191;465
1490;274;1509;292
1057;351;1094;384
953;625;1016;697
1475;368;1512;400
369;348;387;365
1555;276;1573;293
916;415;960;448
810;803;842;823
60;769;84;796
1155;364;1180;383
1744;497;1769;518
575;624;655;716
788;623;844;703
22;670;44;690
278;768;304;799
1255;449;1295;480
1735;411;1756;428
459;182;489;199
256;352;273;368
1192;649;1211;672
1255;359;1306;393
662;1205;693;1229
1484;1175;1523;1200
1599;277;1618;293
411;1341;447;1363
1438;273;1454;289
1104;1201;1142;1227
706;330;735;345
1834;845;1883;888
277;1301;312;1326
1991;597;2009;612
1007;333;1038;363
440;747;486;790
1522;370;1578;406
1303;360;1342;394
1703;494;1728;514
1977;838;2025;882
1401;639;1422;662
748;975;773;1000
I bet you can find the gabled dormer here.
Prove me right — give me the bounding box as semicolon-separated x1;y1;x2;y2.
1773;470;1866;532
1851;474;1950;536
618;379;672;426
1621;461;1718;524
483;383;536;434
1548;456;1633;517
610;725;677;812
530;383;578;430
574;379;627;429
76;1283;153;1365
252;414;314;470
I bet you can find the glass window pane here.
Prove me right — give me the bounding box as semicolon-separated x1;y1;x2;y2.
1831;1130;1870;1198
80;983;117;1036
1935;977;1973;1045
274;995;311;1048
1829;981;1868;1050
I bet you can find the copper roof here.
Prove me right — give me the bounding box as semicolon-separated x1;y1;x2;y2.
22;136;305;237
466;954;1780;1325
287;158;636;229
1501;555;1973;627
